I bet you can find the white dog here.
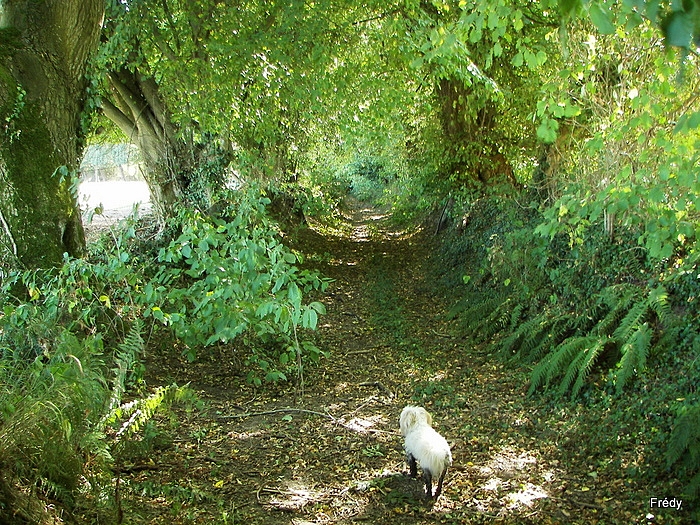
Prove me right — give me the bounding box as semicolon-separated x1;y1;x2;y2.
399;405;452;499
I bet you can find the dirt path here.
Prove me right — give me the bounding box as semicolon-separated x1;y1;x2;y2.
135;198;655;524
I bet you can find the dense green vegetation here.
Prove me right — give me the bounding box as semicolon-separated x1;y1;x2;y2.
0;0;699;522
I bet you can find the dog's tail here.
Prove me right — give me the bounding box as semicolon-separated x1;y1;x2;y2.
424;449;452;478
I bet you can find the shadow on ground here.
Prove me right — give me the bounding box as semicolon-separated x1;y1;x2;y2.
131;196;657;525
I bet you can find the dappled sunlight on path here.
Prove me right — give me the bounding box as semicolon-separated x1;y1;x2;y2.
307;195;419;242
137;195;659;525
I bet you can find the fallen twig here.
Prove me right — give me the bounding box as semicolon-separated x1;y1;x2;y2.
359;381;393;397
551;496;605;511
565;498;605;511
218;407;336;421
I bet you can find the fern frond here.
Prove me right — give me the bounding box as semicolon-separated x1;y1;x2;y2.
557;345;590;397
499;314;545;358
615;323;651;394
105;321;145;418
529;336;597;396
516;316;553;361
509;302;524;331
613;300;649;342
570;338;606;398
472;297;512;341
523;316;573;364
667;403;700;468
114;385;180;440
529;335;607;398
456;295;507;336
594;289;636;336
685;471;700;499
446;298;470;320
648;285;671;324
598;284;637;311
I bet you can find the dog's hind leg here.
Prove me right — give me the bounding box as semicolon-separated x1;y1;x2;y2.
407;453;418;478
434;468;447;499
422;470;433;499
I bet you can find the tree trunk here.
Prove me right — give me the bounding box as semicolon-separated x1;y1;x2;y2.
0;0;103;268
101;68;186;218
435;77;515;187
101;67;231;218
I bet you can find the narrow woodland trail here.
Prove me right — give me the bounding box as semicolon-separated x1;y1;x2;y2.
139;198;657;525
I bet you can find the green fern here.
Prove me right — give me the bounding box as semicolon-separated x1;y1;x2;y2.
456;294;508;336
446;297;471;320
615;323;652;393
610;286;669;392
521;316;573;363
667;403;700;498
110;384;187;441
648;285;672;324
499;310;574;365
529;336;603;397
570;338;607;397
499;313;545;358
508;302;525;331
95;321;191;444
106;320;146;416
0;330;110;515
613;300;649;341
594;286;637;336
526;284;674;398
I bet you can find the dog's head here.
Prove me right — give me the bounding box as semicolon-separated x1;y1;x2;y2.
399;405;433;436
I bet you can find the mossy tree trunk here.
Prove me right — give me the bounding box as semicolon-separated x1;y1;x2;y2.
0;0;103;268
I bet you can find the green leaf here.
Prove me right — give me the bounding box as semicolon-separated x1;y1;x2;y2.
493;41;503;57
272;275;286;293
302;308;318;330
559;0;581;17
287;282;301;308
674;111;700;133
537;118;559;143
151;306;165;322
410;56;424;69
309;301;326;314
661;11;693;48
512;11;524;31
589;4;616;34
648;186;665;203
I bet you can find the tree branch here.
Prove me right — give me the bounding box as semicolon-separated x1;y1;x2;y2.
107;70;146;125
100;97;137;139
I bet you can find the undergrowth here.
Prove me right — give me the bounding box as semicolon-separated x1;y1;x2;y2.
441;193;700;503
0;184;328;521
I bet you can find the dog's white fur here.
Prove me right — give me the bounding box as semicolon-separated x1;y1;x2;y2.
400;405;452;499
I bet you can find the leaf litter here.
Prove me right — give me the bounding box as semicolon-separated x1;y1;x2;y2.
129;197;684;524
